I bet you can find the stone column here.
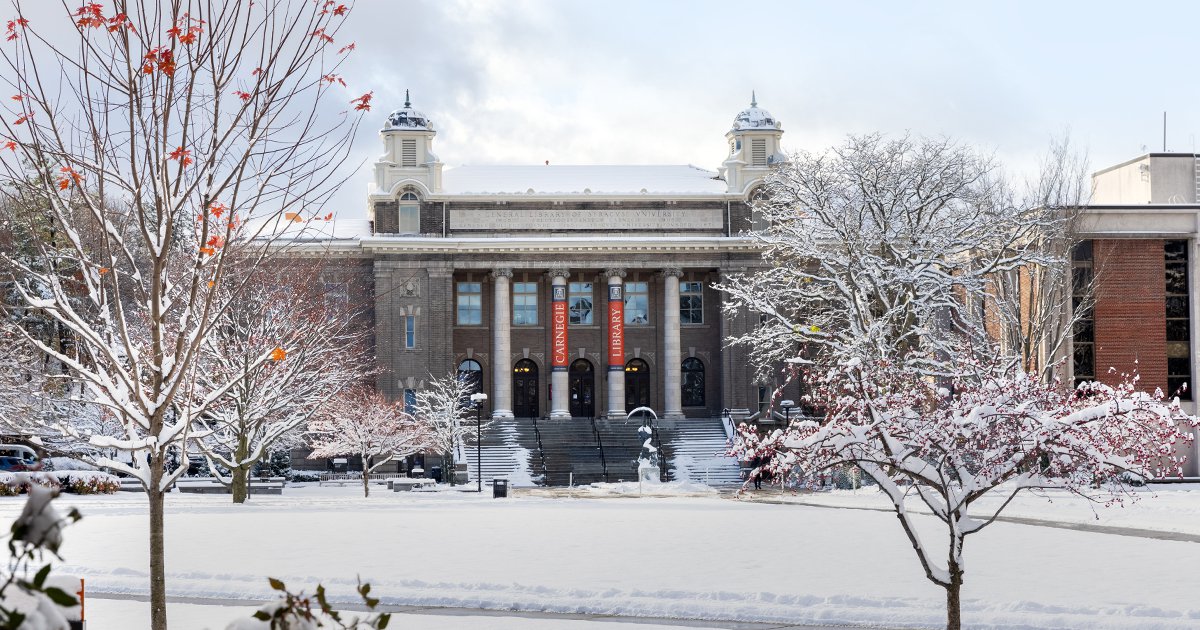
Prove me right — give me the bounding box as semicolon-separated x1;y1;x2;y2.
662;267;685;420
491;268;514;419
548;268;571;419
605;268;627;419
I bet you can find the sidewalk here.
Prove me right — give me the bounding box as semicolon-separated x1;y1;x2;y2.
85;593;899;629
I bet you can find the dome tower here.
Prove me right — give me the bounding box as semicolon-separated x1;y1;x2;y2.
719;92;785;194
372;90;443;197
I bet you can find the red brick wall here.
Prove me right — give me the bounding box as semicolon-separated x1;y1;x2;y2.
1093;239;1166;392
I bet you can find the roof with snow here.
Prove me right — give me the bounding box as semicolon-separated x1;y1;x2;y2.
731;92;780;131
440;165;727;196
383;90;433;132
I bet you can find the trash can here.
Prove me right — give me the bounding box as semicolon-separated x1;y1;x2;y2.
431;466;443;483
492;478;508;498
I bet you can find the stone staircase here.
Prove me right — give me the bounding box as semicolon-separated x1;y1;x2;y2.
663;417;743;486
460;416;742;487
461;418;540;486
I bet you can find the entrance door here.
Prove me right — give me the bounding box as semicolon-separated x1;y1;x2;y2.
513;359;539;418
568;359;595;418
625;358;650;412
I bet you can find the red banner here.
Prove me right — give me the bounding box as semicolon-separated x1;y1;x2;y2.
551;300;568;369
608;294;624;369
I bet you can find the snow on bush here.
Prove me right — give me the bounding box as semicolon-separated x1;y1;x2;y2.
0;472;120;495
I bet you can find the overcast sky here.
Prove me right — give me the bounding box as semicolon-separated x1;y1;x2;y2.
320;0;1200;216
14;1;1200;219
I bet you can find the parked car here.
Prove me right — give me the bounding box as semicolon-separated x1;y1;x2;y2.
0;456;30;472
0;445;41;471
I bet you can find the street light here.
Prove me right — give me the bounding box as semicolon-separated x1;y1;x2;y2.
779;400;795;493
470;392;487;493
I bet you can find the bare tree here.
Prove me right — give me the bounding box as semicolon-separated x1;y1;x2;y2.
0;2;369;627
195;266;371;503
307;387;430;498
411;371;485;486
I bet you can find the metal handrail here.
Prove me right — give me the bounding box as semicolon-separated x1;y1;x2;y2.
530;416;549;482
590;416;608;482
650;423;668;481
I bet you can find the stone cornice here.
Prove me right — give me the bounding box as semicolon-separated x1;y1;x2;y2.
358;235;761;255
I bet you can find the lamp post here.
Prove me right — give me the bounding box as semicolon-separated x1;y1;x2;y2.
470;392;488;493
779;400;795;493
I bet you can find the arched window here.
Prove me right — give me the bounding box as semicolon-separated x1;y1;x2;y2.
681;358;705;407
399;192;420;234
457;359;482;397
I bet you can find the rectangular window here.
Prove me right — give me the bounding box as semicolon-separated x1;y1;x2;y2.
680;281;703;325
404;315;416;349
513;282;538;325
624;281;649;325
323;281;348;314
403;389;416;415
401;139;417;167
399;204;419;234
1165;240;1191;400
751;139;767;166
457;282;482;325
1071;241;1094;387
569;282;593;325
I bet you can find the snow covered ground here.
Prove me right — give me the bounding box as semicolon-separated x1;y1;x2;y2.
2;483;1199;629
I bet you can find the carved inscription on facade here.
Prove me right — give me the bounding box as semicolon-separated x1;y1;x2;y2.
450;208;723;231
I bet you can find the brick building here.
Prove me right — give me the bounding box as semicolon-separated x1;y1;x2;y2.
1075;153;1200;475
290;95;795;482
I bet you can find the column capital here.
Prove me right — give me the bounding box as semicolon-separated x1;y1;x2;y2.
491;267;513;279
604;267;627;280
660;267;684;278
545;266;571;280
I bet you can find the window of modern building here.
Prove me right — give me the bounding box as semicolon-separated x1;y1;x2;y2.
569;282;593;325
1166;240;1191;400
513;281;538;325
624;281;649;325
457;359;483;396
456;282;482;325
681;357;705;407
399;192;420;234
403;389;416;415
1071;240;1094;387
680;281;703;324
404;315;416;349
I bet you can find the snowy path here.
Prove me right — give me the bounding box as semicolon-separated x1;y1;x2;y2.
4;485;1200;629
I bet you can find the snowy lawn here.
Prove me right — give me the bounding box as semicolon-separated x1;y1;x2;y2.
3;484;1199;629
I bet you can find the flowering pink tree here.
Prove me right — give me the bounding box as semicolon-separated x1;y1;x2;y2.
308;388;431;498
740;359;1195;630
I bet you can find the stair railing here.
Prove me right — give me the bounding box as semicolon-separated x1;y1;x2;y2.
530;415;549;482
650;421;668;482
590;416;609;483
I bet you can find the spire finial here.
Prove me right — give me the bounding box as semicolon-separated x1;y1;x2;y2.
404;89;411;108
751;90;757;108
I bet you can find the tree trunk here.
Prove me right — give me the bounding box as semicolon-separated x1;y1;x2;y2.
231;465;248;504
447;450;456;486
361;459;370;498
148;456;168;630
945;565;963;630
232;437;250;504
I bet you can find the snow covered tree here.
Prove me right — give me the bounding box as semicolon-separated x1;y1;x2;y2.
0;2;369;627
410;371;487;486
741;359;1194;630
719;134;1080;383
195;268;372;503
307;387;430;498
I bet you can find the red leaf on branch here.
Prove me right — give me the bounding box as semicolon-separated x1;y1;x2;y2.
5;17;29;41
323;213;333;221
199;246;215;256
10;94;22;101
333;4;348;16
251;67;262;76
310;28;333;44
322;74;346;87
168;146;193;166
98;267;110;275
13;114;29;125
205;235;225;249
270;347;288;362
57;166;83;190
351;91;373;112
208;201;227;219
2;140;15;151
337;42;355;54
233;90;251;102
